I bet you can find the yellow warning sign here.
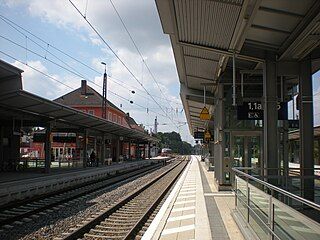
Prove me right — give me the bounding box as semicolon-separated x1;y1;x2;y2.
199;106;210;120
204;130;211;140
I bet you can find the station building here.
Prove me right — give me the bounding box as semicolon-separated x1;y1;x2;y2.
0;60;158;173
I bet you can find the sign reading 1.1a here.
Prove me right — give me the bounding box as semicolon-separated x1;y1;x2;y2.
248;102;262;110
248;102;263;119
237;102;288;120
237;102;263;120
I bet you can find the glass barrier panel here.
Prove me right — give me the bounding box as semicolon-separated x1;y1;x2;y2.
249;185;269;223
273;200;320;240
248;208;270;240
236;176;248;219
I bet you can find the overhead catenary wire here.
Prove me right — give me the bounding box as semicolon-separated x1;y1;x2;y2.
0;15;186;126
68;0;179;129
0;14;101;75
0;34;99;86
0;51;74;90
108;0;176;112
0;35;168;109
0;14;183;107
1;33;180;114
109;75;182;105
0;50;178;122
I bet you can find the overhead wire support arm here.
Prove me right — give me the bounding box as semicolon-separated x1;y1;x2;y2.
0;50;176;122
0;7;182;127
0;14;101;75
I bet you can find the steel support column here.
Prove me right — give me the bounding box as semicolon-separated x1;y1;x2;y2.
115;138;120;162
263;56;278;184
283;111;289;191
0;125;3;169
214;84;224;186
128;140;132;160
83;130;87;168
148;142;151;159
44;124;51;173
100;134;105;166
318;139;320;165
299;58;314;201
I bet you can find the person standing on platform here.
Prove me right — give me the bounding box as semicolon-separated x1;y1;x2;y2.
90;150;96;167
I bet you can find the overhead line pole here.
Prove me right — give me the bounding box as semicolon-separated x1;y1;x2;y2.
0;14;182;108
68;0;179;129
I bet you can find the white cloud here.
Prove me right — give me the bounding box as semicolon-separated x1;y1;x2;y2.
2;0;194;144
89;36;103;46
28;0;88;30
13;60;79;99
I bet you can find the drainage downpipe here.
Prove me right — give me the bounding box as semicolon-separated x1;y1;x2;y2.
241;73;244;98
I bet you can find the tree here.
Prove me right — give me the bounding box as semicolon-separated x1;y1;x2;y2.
155;131;192;154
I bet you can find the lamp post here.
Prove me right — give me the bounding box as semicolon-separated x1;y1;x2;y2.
101;62;107;119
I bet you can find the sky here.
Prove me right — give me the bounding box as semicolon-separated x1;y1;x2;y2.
0;0;319;145
0;0;195;144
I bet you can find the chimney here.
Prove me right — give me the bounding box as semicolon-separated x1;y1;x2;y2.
81;80;87;95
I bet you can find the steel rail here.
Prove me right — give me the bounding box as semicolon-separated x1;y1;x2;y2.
0;163;162;227
61;159;187;240
123;159;187;239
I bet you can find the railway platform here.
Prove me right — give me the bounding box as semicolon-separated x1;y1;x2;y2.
0;159;164;207
143;155;243;240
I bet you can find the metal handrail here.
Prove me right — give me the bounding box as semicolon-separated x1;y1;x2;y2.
232;167;320;211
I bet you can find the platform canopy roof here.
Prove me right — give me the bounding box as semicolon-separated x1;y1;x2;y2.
156;0;320;134
0;61;158;143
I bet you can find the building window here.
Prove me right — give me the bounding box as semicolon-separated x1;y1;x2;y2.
108;112;112;121
88;110;95;115
113;114;116;122
82;110;86;113
118;116;121;124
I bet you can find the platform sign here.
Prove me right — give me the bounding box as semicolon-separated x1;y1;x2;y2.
204;130;214;143
237;102;263;120
204;130;211;140
237;102;288;120
199;106;210;120
194;131;204;139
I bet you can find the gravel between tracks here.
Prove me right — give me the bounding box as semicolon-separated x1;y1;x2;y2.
0;163;177;240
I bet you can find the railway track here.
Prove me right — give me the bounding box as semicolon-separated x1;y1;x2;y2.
58;159;188;240
0;161;165;228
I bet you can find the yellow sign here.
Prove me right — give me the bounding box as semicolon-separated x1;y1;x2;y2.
204;130;211;140
199;106;210;120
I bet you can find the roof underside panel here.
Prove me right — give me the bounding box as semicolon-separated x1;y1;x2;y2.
184;56;217;80
183;46;220;61
245;0;317;50
174;0;243;49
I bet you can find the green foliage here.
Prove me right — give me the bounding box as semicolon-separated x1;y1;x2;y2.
155;131;192;154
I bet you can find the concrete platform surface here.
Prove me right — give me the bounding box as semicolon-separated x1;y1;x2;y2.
143;155;243;240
